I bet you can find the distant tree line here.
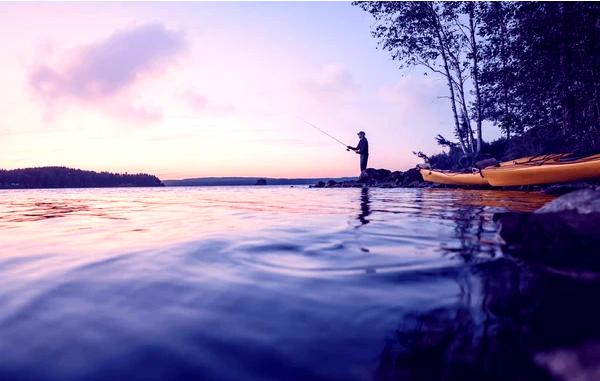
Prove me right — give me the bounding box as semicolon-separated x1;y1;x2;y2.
0;167;164;189
354;1;600;158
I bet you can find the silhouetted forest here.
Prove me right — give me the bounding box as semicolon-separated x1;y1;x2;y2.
0;167;164;189
355;2;600;166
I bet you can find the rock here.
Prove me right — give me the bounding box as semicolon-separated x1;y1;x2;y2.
311;167;428;188
495;189;600;272
474;157;500;169
358;168;392;183
255;178;267;185
388;171;404;183
543;182;598;196
536;188;600;214
399;168;424;187
535;340;600;381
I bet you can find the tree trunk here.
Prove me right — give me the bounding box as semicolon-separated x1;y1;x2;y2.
558;3;575;137
454;65;475;151
500;4;510;141
468;3;484;152
428;3;468;154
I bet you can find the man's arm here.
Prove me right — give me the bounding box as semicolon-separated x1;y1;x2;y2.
353;140;366;154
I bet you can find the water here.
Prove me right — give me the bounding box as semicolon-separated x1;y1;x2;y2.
0;186;598;381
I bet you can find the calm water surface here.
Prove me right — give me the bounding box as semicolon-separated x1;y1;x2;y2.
0;186;598;381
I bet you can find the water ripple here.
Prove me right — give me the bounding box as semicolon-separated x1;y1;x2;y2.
2;186;592;381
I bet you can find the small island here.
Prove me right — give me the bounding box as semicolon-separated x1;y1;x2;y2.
0;167;164;189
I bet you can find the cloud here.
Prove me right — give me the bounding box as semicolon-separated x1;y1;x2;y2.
28;23;185;122
293;64;358;116
302;64;356;94
378;76;443;111
182;90;235;115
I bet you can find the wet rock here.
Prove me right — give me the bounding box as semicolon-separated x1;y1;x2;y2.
495;189;600;272
326;179;339;187
311;181;326;188
536;188;600;214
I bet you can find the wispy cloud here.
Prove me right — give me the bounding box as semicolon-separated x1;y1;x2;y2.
301;63;356;94
28;23;185;122
182;90;235;115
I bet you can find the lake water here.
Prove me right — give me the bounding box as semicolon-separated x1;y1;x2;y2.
0;186;598;381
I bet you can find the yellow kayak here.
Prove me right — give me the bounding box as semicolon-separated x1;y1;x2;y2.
420;169;489;186
482;153;600;186
497;153;571;167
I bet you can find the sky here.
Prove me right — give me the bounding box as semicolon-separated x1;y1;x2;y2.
0;2;500;179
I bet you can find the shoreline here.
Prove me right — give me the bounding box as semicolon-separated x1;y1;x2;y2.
310;167;600;195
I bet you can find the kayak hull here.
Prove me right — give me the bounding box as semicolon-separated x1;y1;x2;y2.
420;169;489;186
420;153;600;187
482;155;600;186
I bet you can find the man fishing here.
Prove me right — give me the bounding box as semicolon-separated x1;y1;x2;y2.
301;120;369;173
347;131;369;173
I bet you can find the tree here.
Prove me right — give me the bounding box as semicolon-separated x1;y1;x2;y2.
354;1;488;154
357;1;600;158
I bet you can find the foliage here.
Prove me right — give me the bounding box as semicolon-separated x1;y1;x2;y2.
0;167;163;189
354;1;484;153
354;1;600;165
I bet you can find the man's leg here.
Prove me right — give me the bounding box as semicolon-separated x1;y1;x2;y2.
360;154;368;172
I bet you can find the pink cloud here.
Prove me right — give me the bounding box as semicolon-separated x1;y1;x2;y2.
302;64;356;94
28;23;185;122
185;91;208;109
182;90;235;115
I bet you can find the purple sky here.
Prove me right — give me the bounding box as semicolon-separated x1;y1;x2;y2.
0;2;500;179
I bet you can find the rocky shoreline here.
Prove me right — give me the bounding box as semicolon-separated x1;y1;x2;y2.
310;168;430;189
311;167;600;195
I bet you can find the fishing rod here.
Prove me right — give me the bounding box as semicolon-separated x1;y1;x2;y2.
300;119;350;150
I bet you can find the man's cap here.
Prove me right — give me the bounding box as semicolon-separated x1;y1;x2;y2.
357;131;365;136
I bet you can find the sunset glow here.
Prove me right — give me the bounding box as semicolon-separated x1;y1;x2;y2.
0;2;488;179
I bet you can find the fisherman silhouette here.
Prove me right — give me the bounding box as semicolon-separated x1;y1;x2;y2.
347;131;369;173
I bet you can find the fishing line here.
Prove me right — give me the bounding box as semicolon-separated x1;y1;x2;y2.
299;119;349;149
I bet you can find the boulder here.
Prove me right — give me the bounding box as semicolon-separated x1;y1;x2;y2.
311;167;428;188
495;189;600;272
399;168;424;187
255;178;267;185
358;168;392;183
535;340;600;381
388;171;404;183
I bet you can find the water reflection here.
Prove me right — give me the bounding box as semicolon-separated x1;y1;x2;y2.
0;187;592;381
357;187;371;227
376;260;600;381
